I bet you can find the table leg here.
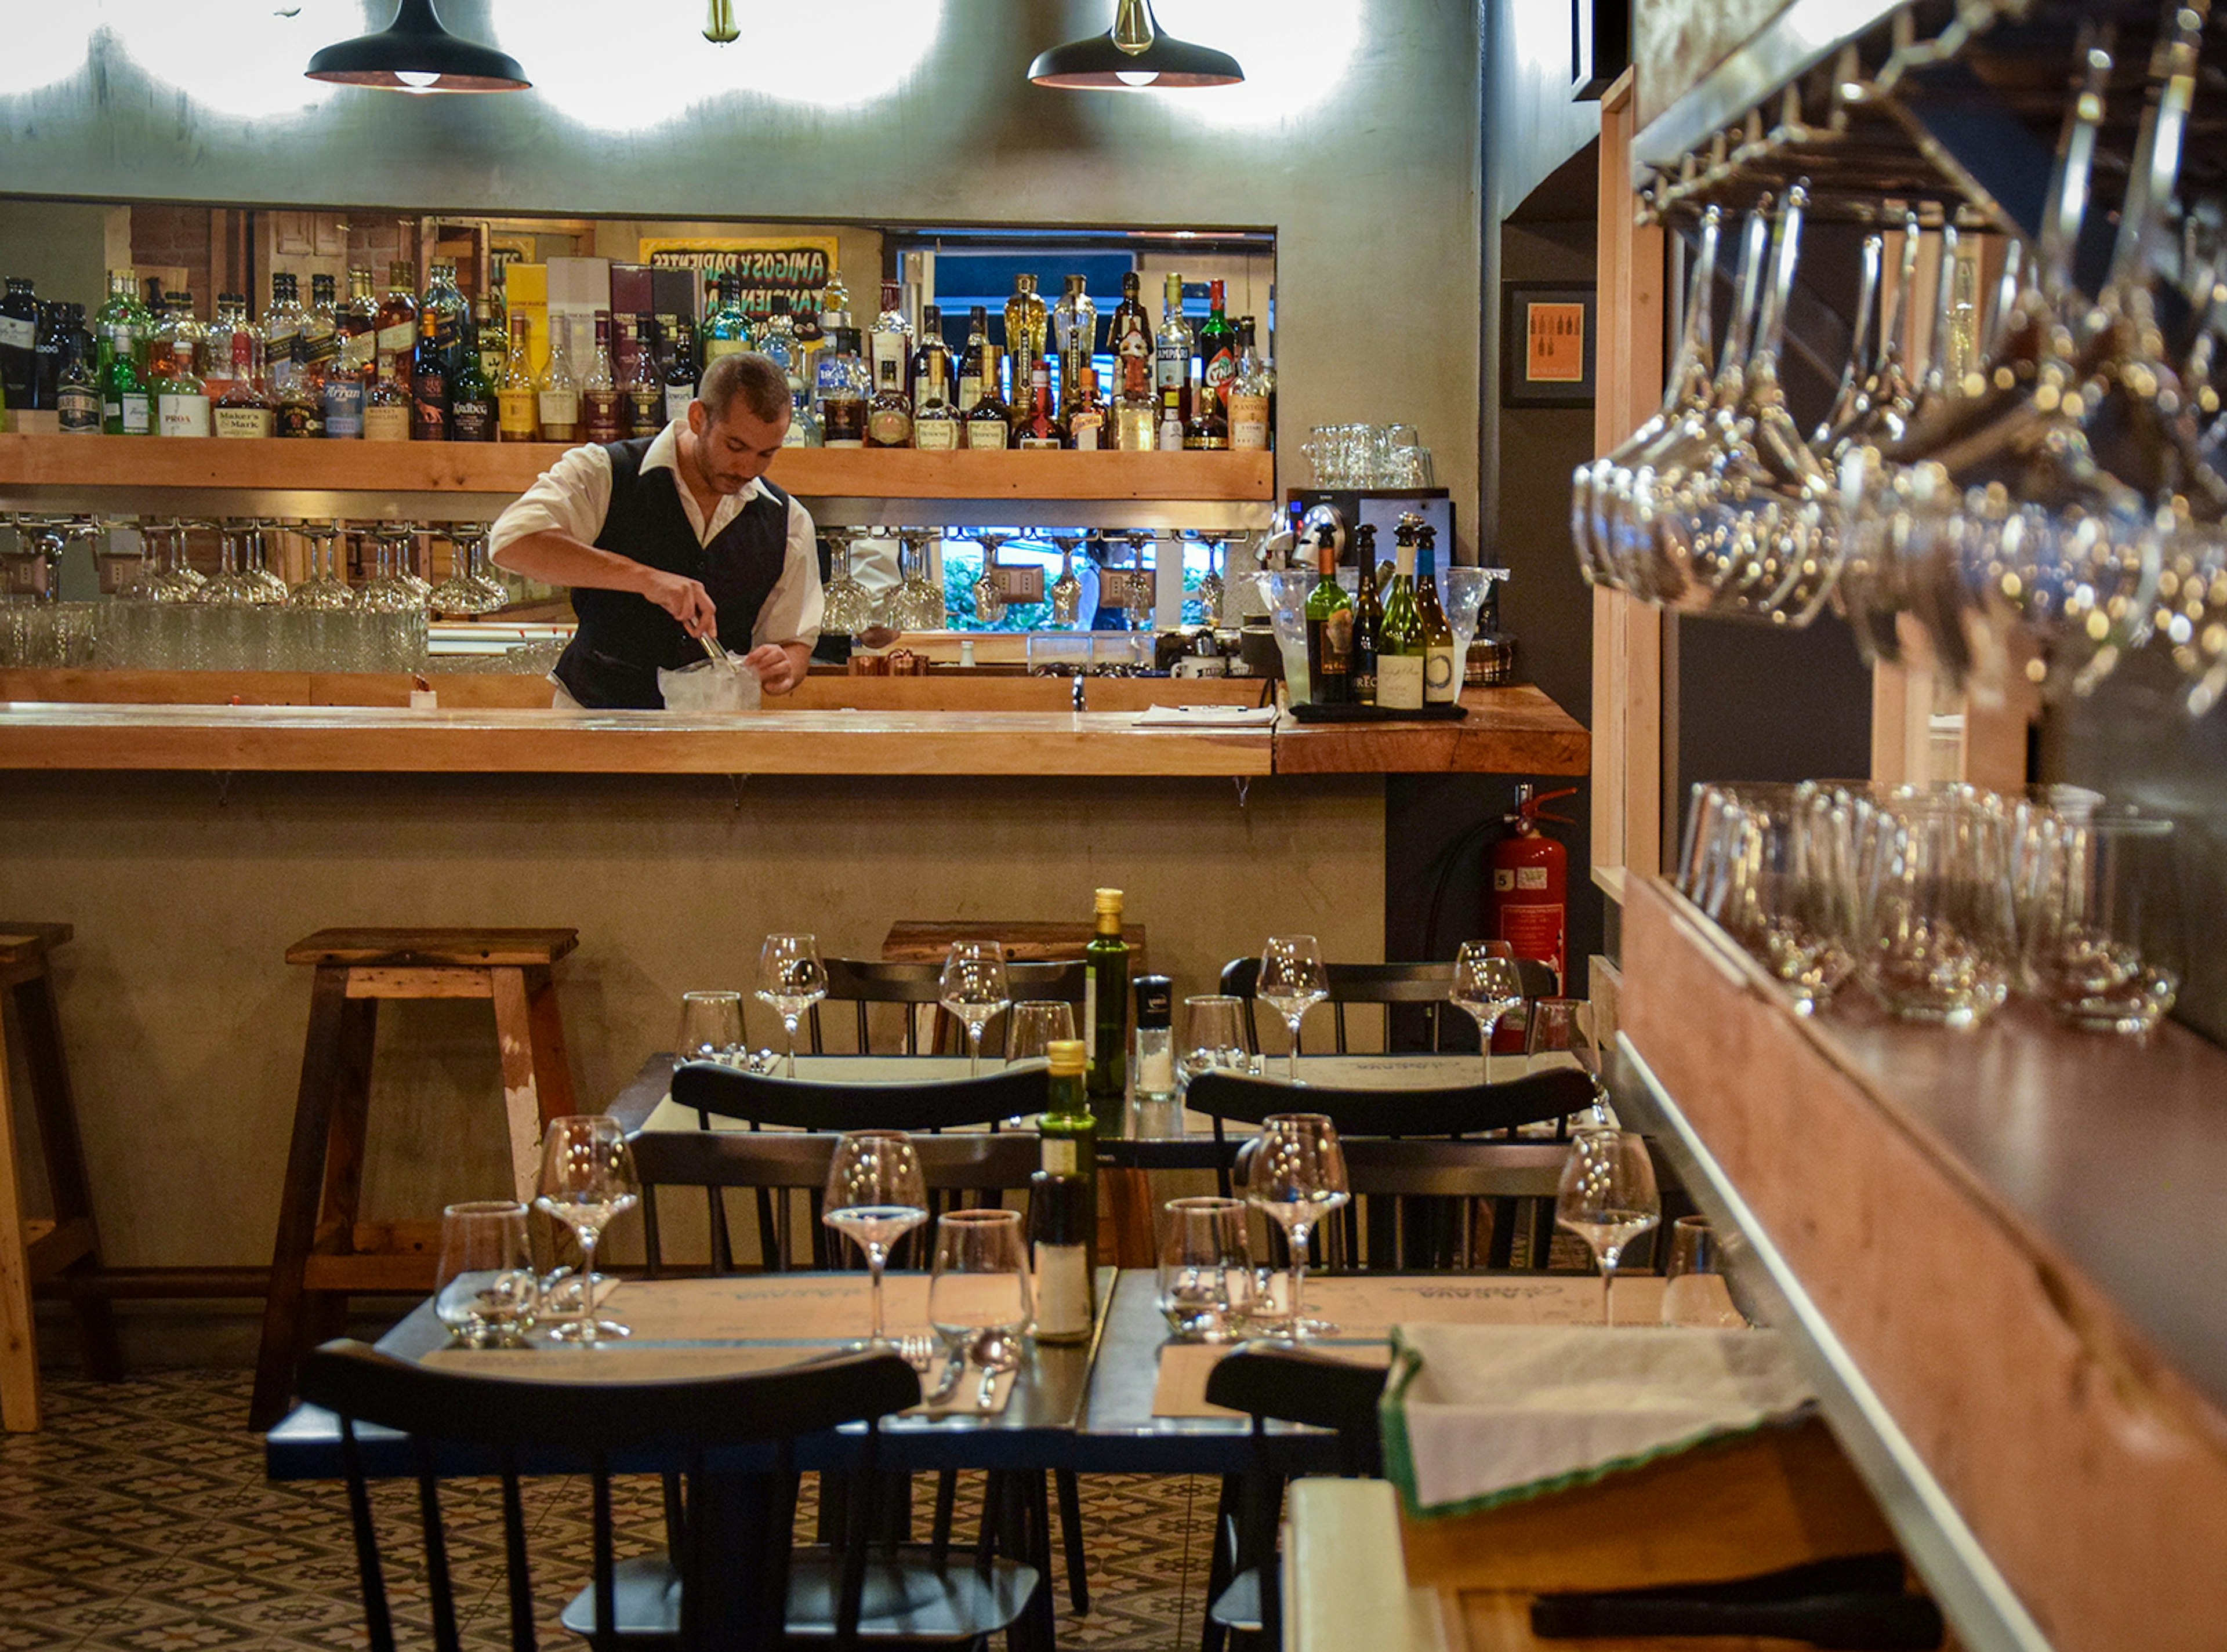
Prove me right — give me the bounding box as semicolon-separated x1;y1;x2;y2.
11;974;122;1381
0;1022;39;1430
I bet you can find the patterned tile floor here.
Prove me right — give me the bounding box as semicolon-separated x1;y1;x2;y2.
1;1370;1216;1652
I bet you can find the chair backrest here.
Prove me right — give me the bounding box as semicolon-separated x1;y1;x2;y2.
298;1339;919;1652
671;1061;1050;1131
811;958;1086;1054
1183;1068;1595;1140
632;1129;1041;1274
1217;955;1560;1054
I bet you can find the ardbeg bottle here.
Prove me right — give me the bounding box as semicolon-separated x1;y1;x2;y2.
1377;521;1426;711
1085;888;1129;1119
1350;524;1382;705
1303;534;1354;704
1031;1039;1098;1344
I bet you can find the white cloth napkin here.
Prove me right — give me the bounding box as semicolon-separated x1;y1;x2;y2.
1131;703;1278;727
1383;1323;1815;1518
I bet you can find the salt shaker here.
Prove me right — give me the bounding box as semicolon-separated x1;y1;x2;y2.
1133;975;1175;1103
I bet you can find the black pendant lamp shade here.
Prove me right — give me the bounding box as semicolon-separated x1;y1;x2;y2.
1028;0;1243;89
306;0;530;93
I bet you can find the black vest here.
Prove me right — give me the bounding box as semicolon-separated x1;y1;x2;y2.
552;437;793;710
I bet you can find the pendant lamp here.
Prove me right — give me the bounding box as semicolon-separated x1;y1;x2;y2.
1028;0;1243;90
306;0;530;93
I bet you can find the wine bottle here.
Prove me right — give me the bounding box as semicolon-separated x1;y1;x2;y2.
1085;887;1129;1114
1377;521;1426;711
1031;1038;1097;1344
1414;525;1459;705
1303;534;1354;704
1350;523;1382;705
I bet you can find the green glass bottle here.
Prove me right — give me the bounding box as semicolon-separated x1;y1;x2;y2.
1377;521;1426;711
1350;523;1382;705
1303;533;1354;704
93;269;151;435
1085;887;1129;1118
700;273;755;377
1032;1038;1098;1344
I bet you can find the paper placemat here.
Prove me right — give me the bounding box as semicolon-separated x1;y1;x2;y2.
422;1343;816;1384
607;1273;936;1343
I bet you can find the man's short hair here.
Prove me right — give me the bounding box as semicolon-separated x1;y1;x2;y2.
697;351;790;426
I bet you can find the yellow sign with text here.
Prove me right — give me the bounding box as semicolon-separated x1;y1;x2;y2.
637;235;840;320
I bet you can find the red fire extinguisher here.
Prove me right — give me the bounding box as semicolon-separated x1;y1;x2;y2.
1486;783;1578;990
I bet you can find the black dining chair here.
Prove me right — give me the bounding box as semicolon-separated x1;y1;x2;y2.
1217;956;1559;1054
811;958;1087;1055
1199;1345;1388;1652
297;1338;1039;1652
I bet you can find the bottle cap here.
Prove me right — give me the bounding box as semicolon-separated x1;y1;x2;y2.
1094;887;1124;914
1135;975;1172;1027
1046;1039;1086;1076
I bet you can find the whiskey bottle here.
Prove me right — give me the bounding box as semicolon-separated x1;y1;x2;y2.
263;273;305;398
911;307;960;451
476;286;509;387
1303;534;1354;703
326;267;376;439
0;277;35;415
373;260;417;402
56;333;100;434
497;315;540;442
582;311;623;443
1414;525;1459;705
1003;273;1048;411
1181;383;1227;450
363;355;412;442
212;330;275;438
661;318;697;424
623;314;664;436
448;311;496;442
1376;520;1426;711
869;279;912;391
201;294;242;405
956;305;990;415
536;316;582;444
411;300;451;441
1227;318;1271;451
1017;359;1061;449
1198;279;1237;415
1349;524;1381;705
1051;274;1096;416
964;343;1011;449
1153;273;1190;451
817;327;868;448
865;335;914;449
1065;366;1107;451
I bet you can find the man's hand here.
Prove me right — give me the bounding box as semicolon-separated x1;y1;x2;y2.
744;642;809;695
640;569;717;638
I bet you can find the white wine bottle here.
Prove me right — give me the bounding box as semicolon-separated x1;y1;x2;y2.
1415;525;1459;705
1376;520;1426;711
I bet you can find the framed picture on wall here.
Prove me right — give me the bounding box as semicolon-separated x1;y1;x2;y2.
1502;282;1595;408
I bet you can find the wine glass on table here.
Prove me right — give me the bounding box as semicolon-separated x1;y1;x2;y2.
1450;943;1526;1085
1258;935;1328;1085
927;1207;1034;1408
675;989;746;1070
822;1131;928;1350
940;941;1011;1076
1554;1127;1660;1326
532;1116;640;1342
756;932;829;1078
1247;1113;1349;1339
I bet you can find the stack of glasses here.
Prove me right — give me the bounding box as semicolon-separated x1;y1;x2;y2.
1678;780;2181;1036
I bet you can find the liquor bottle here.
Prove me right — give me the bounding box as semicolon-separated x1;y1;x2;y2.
1065;366;1107;451
154;328;211;438
1376;520;1427;711
1198;279;1237;415
964;343;1011;449
1414;525;1459;705
1349;524;1382;705
1182;381;1228;450
700;273;753;375
1108;270;1150;395
1003;273;1048;412
1084;887;1129;1113
363;353;412;442
757;293;800;398
821;264;851;331
910;305;953;412
150;293;195;389
623;315;664;436
411;297;452;441
94;271;151;435
497;314;540;442
416;262;466;437
56;332;100;433
866;321;914;449
817;327;868;448
202;294;244;405
1112;360;1155;452
297;274;338;416
1051;273;1097;416
1017;359;1061;449
869;279;912;392
1227;319;1271;452
956;305;990;415
1031;1038;1098;1345
476;288;509;387
662;318;698;424
448;312;496;442
536;317;582;444
327;267;377;439
1303;533;1354;704
373;261;418;402
0;277;37;417
264;273;306;398
912;317;960;450
582;311;623;443
1154;273;1190;452
212;330;275;438
30;300;70;411
785;384;824;447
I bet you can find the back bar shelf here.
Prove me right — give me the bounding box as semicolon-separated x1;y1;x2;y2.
0;435;1275;531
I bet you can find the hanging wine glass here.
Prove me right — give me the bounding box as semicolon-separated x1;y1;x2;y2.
1047;532;1085;627
1194;532;1226;626
821;527;879;635
429;523;509;616
287;521;354;611
971;529;1010;625
242;519;289;605
199;521;260;607
393;524;433;604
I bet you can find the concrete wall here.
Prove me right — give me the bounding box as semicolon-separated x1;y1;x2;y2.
0;771;1381;1269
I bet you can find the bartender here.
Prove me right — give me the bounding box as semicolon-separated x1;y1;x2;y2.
489;351;821;709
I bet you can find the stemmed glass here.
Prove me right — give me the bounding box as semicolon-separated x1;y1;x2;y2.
1046;533;1085;627
1257;935;1328;1083
756;932;828;1077
532;1116;640;1343
939;941;1011;1076
199;521;260;607
356;528;420;612
1121;531;1158;626
821;529;879;636
971;531;1010;626
1004;1000;1075;1062
392;524;433;604
1193;532;1226;626
1450;942;1526;1085
433;1200;538;1348
287;521;354;610
822;1130;928;1349
926;1207;1033;1407
1247;1113;1350;1340
429;524;508;616
887;530;946;631
1553;1127;1660;1326
242;520;289;604
675;989;746;1068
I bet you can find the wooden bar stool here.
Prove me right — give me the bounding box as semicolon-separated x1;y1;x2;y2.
251;927;579;1429
0;923;124;1432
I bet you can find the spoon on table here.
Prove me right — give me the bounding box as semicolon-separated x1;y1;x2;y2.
970;1328;1022;1411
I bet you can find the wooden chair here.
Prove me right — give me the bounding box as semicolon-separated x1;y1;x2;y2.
810;959;1086;1055
1200;1346;1388;1652
252;926;581;1430
0;922;122;1432
298;1339;1037;1652
1216;956;1560;1054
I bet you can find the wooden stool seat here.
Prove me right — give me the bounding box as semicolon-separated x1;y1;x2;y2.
250;925;580;1429
0;921;124;1432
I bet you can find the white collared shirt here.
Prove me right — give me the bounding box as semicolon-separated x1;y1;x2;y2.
489;420;822;648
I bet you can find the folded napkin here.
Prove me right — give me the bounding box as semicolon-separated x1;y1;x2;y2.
1132;704;1279;728
1382;1324;1815;1519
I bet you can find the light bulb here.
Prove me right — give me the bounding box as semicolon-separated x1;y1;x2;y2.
396;68;441;88
1115;68;1157;86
